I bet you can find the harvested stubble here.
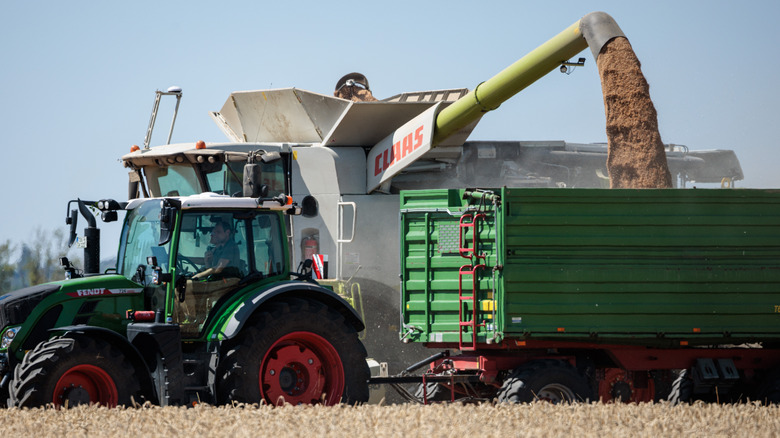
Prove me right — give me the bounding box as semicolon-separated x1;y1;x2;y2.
1;401;778;438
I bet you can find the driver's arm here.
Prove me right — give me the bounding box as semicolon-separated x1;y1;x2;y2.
192;257;230;280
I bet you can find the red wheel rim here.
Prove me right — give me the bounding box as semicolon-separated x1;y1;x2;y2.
53;364;118;407
260;331;345;405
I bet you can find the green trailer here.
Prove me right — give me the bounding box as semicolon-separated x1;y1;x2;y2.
398;188;780;403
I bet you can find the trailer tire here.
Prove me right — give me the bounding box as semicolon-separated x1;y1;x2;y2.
666;369;693;405
218;297;369;406
9;335;141;408
756;367;780;404
497;360;592;404
414;382;454;403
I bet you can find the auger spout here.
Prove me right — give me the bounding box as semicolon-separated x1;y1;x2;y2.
432;11;625;146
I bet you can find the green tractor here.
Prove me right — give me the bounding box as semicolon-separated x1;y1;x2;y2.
0;183;369;407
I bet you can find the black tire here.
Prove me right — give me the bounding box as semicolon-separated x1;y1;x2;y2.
9;335;141;408
414;382;454;403
667;369;693;405
217;298;369;405
755;367;780;404
497;360;592;404
652;370;674;402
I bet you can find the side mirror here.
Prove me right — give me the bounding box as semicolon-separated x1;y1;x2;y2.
67;209;78;247
243;163;268;198
158;205;177;246
301;195;318;218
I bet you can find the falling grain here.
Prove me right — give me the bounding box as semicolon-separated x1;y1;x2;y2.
597;37;672;189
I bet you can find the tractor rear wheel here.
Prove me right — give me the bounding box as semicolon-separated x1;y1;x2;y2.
497;360;592;404
9;336;140;408
218;298;369;405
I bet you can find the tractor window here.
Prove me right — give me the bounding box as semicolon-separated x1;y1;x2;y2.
175;213;248;279
145;165;201;197
118;200;170;284
253;213;285;276
174;212;248;337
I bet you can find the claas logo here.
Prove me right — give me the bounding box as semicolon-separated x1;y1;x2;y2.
373;125;425;176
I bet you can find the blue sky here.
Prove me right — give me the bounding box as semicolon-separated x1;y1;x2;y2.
2;1;779;258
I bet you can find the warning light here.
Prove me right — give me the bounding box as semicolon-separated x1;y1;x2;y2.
130;145;140;152
195;140;206;149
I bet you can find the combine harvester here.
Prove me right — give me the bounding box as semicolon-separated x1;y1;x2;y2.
119;12;745;399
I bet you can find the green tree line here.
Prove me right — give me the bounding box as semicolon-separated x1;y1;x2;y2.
0;229;81;293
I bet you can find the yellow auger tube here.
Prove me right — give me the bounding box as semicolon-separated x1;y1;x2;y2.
432;11;623;146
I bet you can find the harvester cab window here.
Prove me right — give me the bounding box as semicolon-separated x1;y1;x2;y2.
145;165;200;197
204;160;287;198
205;161;244;196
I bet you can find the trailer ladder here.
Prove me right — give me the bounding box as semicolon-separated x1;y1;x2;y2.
458;211;487;351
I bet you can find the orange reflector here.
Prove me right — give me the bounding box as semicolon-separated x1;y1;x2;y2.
130;145;140;152
557;327;565;333
515;340;527;347
680;340;689;346
195;140;206;149
693;328;701;333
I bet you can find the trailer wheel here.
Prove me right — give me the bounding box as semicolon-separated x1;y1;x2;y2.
414;382;454;403
497;360;592;404
9;336;140;408
756;367;780;404
218;298;369;406
666;369;693;405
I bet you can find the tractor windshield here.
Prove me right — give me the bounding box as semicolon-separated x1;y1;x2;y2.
117;200;170;284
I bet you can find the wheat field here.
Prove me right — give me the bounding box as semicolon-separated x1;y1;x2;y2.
0;402;777;437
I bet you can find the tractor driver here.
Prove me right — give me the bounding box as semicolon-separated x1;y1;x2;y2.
192;219;240;280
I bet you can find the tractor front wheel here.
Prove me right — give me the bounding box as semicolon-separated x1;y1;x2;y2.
9;336;140;408
218;298;369;405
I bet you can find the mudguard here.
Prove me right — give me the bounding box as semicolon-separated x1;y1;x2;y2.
217;281;365;340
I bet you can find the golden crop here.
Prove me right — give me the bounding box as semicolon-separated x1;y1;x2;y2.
0;401;778;437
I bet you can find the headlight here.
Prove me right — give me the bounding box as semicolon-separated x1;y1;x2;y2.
1;326;20;350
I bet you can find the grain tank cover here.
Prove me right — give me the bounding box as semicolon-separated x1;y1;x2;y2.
210;88;350;143
210;87;478;147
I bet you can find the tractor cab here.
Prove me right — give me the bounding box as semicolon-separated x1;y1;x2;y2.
117;193;296;338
